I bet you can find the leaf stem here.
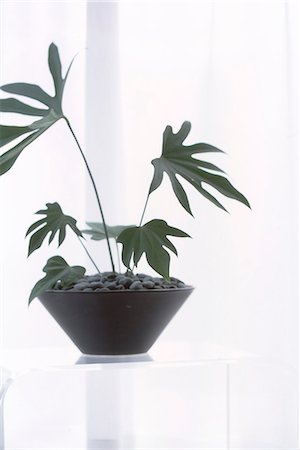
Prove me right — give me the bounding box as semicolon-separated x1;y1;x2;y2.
64;117;115;272
78;236;101;274
114;238;121;273
139;191;150;227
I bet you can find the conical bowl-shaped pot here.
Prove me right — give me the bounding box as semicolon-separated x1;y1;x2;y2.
38;287;194;355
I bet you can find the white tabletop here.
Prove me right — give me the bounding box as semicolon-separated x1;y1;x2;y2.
0;341;255;374
0;343;297;449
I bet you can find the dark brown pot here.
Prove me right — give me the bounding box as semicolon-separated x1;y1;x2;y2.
38;287;194;355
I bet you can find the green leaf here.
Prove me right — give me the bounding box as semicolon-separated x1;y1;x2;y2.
0;98;48;116
117;219;190;280
28;109;62;130
0;128;44;175
48;43;63;95
26;202;82;256
1;82;53;107
150;121;250;214
83;223;135;241
29;256;86;304
0;43;77;175
0;125;32;147
64;52;78;85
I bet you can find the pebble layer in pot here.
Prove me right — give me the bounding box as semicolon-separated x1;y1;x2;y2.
0;43;250;355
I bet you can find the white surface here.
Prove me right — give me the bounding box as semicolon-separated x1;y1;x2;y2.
0;344;298;449
0;341;253;374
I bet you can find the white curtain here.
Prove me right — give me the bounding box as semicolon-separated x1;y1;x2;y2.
86;0;298;368
0;1;298;370
0;1;298;447
0;1;87;348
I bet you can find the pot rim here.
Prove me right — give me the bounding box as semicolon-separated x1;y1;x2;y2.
44;285;194;294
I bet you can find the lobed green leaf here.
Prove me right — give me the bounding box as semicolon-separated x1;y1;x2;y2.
117;219;190;280
0;98;48;116
29;256;86;304
149;121;250;214
0;129;44;175
48;43;63;95
0;125;32;147
0;43;77;176
26;202;82;256
1;82;53;107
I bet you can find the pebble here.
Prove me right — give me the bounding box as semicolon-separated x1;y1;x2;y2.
170;277;181;283
88;275;102;282
53;271;187;291
116;284;125;290
137;273;148;279
116;275;125;284
107;273;117;281
163;284;177;289
106;282;119;290
142;280;155;289
143;276;153;282
118;277;133;288
73;282;90;290
90;281;104;289
129;281;143;290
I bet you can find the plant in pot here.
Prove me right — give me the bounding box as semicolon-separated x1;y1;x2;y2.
0;44;250;355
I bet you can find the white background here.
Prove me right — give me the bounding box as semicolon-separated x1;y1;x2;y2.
0;1;87;349
0;0;298;372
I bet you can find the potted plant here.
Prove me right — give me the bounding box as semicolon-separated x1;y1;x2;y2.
0;44;250;355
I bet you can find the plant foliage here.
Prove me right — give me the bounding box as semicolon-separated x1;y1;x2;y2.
29;256;85;304
150;121;250;214
82;223;132;241
0;43;250;301
0;43;73;175
26;202;82;256
117;220;190;280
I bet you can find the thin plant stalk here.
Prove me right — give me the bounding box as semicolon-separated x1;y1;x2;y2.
129;189;151;272
64;117;115;272
139;191;150;227
78;236;101;274
114;239;121;273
